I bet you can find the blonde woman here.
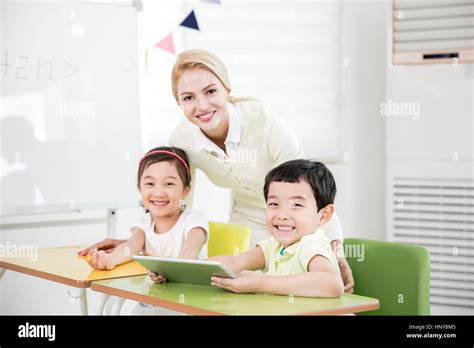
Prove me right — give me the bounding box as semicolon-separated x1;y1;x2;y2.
80;49;354;292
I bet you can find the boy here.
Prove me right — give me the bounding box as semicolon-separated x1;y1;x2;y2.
210;159;344;297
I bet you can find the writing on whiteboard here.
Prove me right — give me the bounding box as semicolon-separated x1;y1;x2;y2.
0;50;78;80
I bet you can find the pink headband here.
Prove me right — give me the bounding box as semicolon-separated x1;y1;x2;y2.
139;150;191;179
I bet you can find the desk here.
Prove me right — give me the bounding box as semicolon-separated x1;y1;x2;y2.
91;275;380;315
0;246;147;314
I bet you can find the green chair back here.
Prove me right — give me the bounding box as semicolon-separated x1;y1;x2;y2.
344;238;430;315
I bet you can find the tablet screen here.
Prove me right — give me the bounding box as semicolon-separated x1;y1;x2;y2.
133;256;236;286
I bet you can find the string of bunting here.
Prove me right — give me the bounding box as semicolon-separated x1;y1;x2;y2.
145;0;221;73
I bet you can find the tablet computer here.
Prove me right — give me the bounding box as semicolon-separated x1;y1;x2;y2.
133;255;236;286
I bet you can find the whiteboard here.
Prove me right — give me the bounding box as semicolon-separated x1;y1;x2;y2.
0;1;142;215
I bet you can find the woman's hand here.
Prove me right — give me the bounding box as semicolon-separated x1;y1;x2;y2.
78;238;126;256
331;240;354;293
211;270;262;293
87;249;117;270
147;270;167;284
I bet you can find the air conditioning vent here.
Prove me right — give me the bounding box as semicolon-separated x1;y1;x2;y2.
393;0;474;64
391;177;474;308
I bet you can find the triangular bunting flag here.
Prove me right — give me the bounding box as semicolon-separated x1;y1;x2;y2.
154;33;175;54
180;10;200;31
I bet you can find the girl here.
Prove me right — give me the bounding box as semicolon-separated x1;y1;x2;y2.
80;146;208;284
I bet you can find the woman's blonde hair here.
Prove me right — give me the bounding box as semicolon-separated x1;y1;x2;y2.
171;49;256;104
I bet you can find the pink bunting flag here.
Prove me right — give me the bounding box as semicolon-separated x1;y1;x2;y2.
154;32;175;55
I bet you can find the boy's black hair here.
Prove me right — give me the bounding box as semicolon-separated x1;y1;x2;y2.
263;159;337;211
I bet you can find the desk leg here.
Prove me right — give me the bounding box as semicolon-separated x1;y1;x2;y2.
110;296;126;315
80;288;88;315
68;288;88;315
94;293;111;315
0;268;5;280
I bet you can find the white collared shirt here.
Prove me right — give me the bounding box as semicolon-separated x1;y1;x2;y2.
192;103;242;159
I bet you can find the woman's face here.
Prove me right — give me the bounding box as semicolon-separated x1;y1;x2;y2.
176;68;229;136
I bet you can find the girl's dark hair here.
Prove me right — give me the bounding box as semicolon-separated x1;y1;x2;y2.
137;146;191;188
263;159;336;211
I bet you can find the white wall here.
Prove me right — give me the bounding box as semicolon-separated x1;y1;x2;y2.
331;0;389;241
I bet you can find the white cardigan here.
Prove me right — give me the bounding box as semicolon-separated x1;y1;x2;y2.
169;99;343;243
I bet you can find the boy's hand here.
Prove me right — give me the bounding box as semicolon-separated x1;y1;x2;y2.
87;249;117;270
147;270;167;284
211;270;262;293
331;240;354;293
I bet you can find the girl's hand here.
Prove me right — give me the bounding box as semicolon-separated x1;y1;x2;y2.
211;270;262;293
147;270;167;284
87;249;117;270
78;238;126;256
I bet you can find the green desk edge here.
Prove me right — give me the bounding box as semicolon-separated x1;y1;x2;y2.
91;275;379;315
